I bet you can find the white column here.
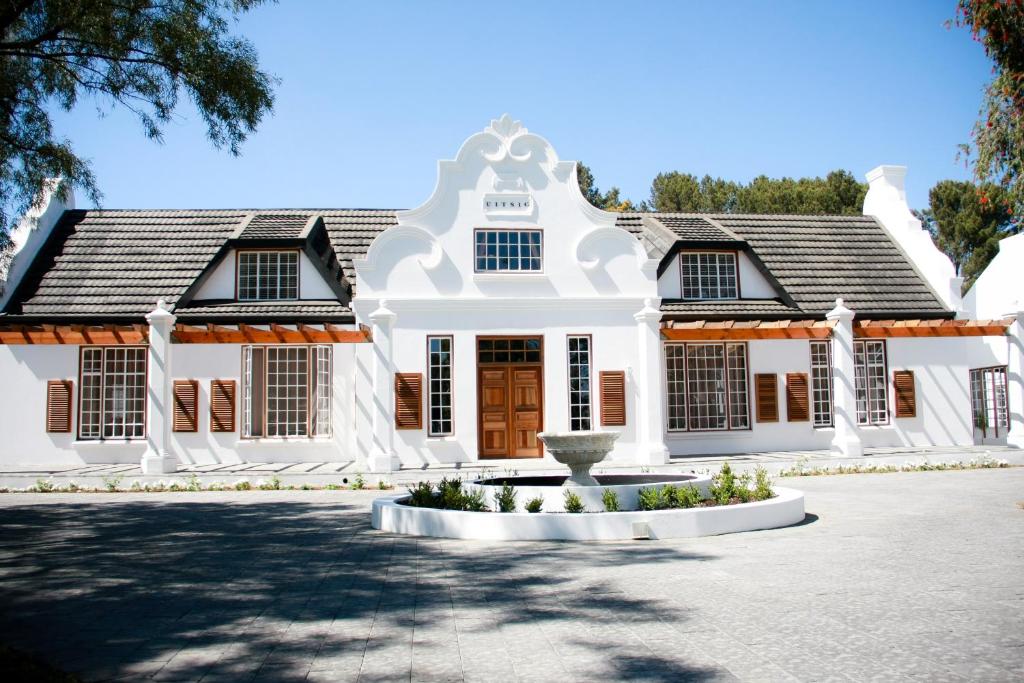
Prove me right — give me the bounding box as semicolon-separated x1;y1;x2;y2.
141;299;178;474
827;298;863;457
1007;303;1024;449
367;299;399;472
634;298;670;465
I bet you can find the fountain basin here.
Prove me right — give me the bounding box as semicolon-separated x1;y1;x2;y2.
371;486;806;541
537;430;618;486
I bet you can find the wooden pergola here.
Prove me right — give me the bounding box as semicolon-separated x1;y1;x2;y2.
660;317;1014;341
0;322;372;344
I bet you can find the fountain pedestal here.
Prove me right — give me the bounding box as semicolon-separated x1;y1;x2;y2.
538;431;619;486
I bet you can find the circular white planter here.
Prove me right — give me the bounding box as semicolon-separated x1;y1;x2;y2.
464;473;713;513
371;487;806;541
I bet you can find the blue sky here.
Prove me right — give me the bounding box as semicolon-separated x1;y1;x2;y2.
50;1;991;212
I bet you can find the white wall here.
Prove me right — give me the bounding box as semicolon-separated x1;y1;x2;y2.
964;233;1024;320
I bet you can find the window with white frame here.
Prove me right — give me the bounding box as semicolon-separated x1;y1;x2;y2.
78;347;147;440
567;335;592;431
680;252;738;300
665;342;749;431
428;336;453;436
474;229;542;272
809;340;833;427
854;340;888;425
237;250;298;300
242;345;331;438
970;366;1009;437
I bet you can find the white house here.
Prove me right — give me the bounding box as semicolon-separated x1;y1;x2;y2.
0;116;1020;474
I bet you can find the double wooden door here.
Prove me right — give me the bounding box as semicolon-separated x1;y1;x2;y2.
477;337;543;459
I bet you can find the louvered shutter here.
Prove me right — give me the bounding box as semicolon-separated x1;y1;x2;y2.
893;370;916;418
173;380;199;432
786;373;809;422
600;371;626;426
755;373;778;423
210;380;236;432
46;380;73;433
395;373;423;429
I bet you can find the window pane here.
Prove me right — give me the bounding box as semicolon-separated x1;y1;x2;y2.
665;345;688;431
428;336;453;436
475;230;542;272
680;252;737;300
726;343;749;429
567;336;592;431
265;346;308;436
810;341;833;427
854;341;887;425
238;251;299;301
686;344;727;431
79;348;103;439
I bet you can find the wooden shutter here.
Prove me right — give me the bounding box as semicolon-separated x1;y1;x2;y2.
600;370;626;426
395;373;423;430
210;380;236;432
46;380;73;433
172;380;199;432
755;373;778;423
893;370;916;418
786;373;809;422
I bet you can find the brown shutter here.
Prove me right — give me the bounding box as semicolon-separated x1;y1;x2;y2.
786;373;809;422
893;370;916;418
46;380;73;433
600;370;626;426
755;373;778;423
210;380;236;432
395;372;423;429
172;380;199;432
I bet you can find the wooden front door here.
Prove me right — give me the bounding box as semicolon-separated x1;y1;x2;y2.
477;337;544;459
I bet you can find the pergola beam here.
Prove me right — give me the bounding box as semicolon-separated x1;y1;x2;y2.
660;317;1014;340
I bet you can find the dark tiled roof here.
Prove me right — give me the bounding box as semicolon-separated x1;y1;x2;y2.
660;298;800;320
237;213;311;240
646;214;741;242
175;299;353;323
706;214;949;317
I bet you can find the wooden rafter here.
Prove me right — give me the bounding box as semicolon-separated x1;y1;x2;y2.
0;324;148;345
172;323;371;344
660;317;1014;340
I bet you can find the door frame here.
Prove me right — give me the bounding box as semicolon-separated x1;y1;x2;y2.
475;335;545;459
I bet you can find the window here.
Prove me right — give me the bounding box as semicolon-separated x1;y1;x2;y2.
427;336;453;436
242;345;331;438
237;251;298;300
665;342;749;431
854;340;888;425
680;252;738;300
78;347;147;440
970;366;1009;437
475;229;542;272
809;341;833;427
567;335;592;431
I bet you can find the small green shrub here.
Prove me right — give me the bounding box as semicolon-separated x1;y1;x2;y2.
753;466;774;501
102;474;122;492
186;473;202;492
462;488;488;512
677;484;704;508
351;473;366;490
234;480;252;491
710;462;737;505
601;488;620;512
637;486;661;511
495;482;517;512
407;481;438;508
258;476;281;491
325;483;342;490
438;477;464;509
377;479;390;490
525;496;544;513
563;490;585;513
33;479;54;493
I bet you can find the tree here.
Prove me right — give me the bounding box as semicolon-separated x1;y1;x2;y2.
649;169;865;215
576;161;643;212
954;1;1024;216
919;179;1017;291
0;0;276;254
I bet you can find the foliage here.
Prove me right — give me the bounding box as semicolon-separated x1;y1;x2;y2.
917;179;1017;291
577;161;646;212
650;170;866;215
953;1;1024;218
563;489;585;513
495;482;517;512
525;496;544;513
407;481;437;508
33;478;54;493
461;488;487;512
0;0;276;254
753;466;774;501
233;480;251;491
636;485;663;511
438;477;464;509
601;488;620;512
377;479;390;490
676;484;704;509
258;476;281;490
406;478;489;512
186;473;202;492
102;474;122;492
778;457;1011;477
709;462;738;505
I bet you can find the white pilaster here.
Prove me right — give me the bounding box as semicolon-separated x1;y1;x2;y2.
141;299;178;474
1007;303;1024;449
827;298;863;457
634;298;670;465
368;299;399;472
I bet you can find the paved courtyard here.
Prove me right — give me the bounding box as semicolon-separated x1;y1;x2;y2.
0;468;1021;682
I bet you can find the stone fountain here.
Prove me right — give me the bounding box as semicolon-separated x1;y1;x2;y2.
537;431;619;486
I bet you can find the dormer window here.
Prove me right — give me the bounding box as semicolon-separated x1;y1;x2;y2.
680;252;738;300
237;250;298;300
475;229;542;272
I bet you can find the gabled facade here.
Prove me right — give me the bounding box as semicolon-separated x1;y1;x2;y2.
0;116;1020;473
